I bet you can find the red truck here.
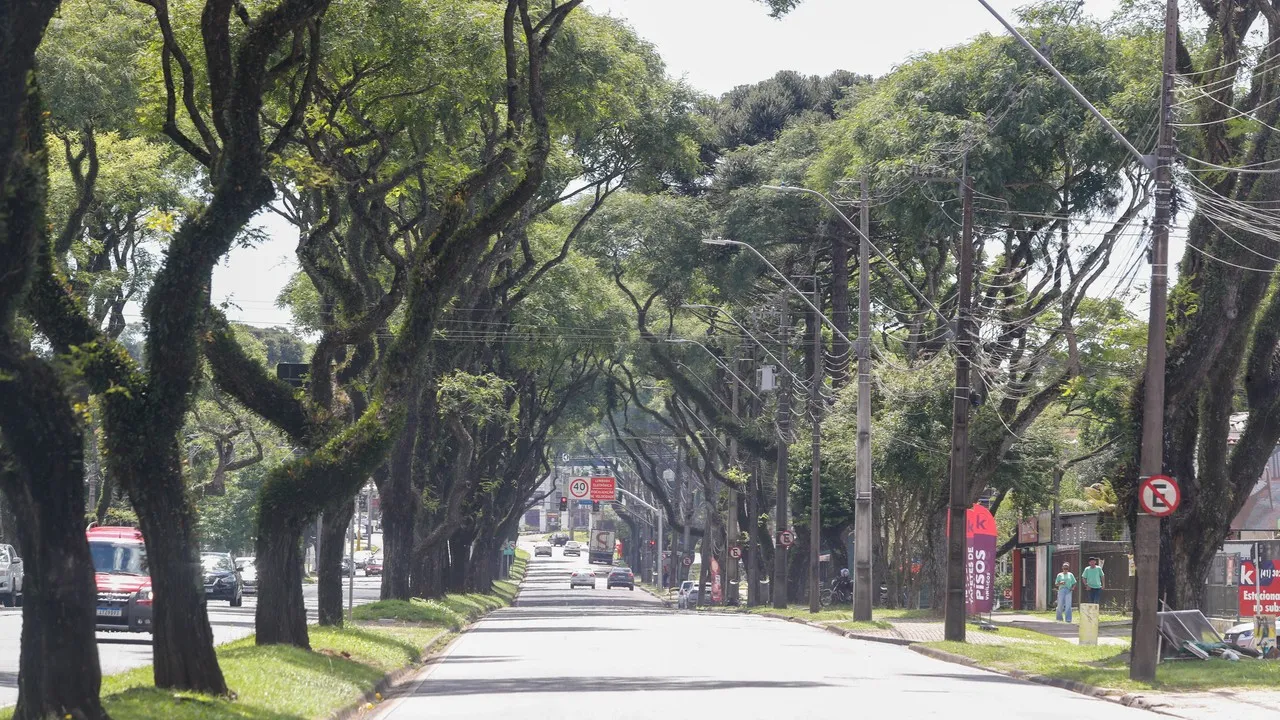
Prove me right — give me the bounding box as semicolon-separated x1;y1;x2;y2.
87;526;153;632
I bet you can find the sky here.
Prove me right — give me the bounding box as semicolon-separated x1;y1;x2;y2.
210;0;1130;328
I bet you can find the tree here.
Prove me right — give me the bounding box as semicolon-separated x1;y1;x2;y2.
26;0;331;693
0;3;111;717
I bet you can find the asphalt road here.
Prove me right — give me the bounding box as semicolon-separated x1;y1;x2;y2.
374;547;1157;720
0;573;383;709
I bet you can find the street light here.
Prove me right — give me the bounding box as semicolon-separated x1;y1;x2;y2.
679;303;799;384
665;338;762;401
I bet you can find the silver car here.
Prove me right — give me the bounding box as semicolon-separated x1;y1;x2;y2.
569;568;596;589
236;557;257;595
0;544;22;607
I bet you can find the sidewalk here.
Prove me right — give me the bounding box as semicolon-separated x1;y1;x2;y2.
988;612;1130;646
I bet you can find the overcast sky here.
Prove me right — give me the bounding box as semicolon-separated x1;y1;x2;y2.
209;0;1128;328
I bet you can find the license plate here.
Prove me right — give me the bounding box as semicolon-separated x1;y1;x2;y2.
97;607;122;618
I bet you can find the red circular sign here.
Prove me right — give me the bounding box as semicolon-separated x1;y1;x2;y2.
778;530;794;548
729;546;742;559
1139;475;1180;517
682;555;693;567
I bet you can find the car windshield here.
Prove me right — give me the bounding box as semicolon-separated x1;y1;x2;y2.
90;542;146;575
201;555;231;572
0;546;9;563
237;558;255;569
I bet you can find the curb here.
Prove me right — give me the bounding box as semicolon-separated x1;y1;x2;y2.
637;584;674;608
909;645;1177;717
754;612;916;647
330;628;456;720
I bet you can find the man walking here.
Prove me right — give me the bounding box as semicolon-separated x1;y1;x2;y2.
1055;561;1077;623
1081;557;1105;605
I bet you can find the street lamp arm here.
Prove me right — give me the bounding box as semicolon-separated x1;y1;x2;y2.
762;185;954;335
703;238;853;347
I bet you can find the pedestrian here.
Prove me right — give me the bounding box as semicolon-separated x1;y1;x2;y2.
1081;557;1105;605
1054;562;1076;623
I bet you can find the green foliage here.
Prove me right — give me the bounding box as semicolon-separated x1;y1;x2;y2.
436;372;514;427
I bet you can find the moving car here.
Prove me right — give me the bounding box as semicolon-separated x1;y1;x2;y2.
0;543;22;607
340;557;354;577
236;556;257;595
550;533;570;547
87;526;152;632
366;554;383;576
201;552;244;606
534;543;553;557
563;541;581;557
606;566;635;590
678;580;702;608
569;568;596;589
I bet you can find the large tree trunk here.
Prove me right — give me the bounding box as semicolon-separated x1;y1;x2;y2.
379;427;419;601
0;349;109;720
254;520;309;648
125;453;227;691
317;499;353;626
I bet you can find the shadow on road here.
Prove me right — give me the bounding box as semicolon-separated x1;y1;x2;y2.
411;676;834;697
901;672;1027;685
468;625;631;634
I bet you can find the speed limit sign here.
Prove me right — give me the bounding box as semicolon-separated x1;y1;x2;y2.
568;477;590;500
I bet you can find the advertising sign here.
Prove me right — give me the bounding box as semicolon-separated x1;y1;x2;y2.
710;557;722;604
966;503;997;614
1240;560;1280;617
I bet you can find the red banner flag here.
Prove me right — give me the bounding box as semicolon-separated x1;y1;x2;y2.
966;504;997;614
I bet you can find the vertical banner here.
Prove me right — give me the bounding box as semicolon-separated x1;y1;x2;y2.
710;556;723;604
966;503;997;614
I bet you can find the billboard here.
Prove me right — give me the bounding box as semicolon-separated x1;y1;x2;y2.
1240;560;1280;617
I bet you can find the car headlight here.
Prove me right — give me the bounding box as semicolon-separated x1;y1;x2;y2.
135;588;153;602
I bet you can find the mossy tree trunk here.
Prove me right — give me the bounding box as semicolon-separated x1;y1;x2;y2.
0;71;109;720
317;498;353;626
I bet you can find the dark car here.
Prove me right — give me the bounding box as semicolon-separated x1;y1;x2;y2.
201;553;244;606
606;566;634;590
341;557;354;576
550;533;570;547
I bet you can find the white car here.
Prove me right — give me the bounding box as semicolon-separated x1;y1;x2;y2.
534;543;553;557
569;568;596;589
0;543;23;607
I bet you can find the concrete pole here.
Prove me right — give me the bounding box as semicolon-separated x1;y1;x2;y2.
773;298;791;609
809;277;823;614
1131;0;1177;682
726;374;740;605
854;178;874;621
944;164;974;643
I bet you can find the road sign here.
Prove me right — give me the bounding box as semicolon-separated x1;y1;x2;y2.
1138;475;1180;517
577;499;592;506
729;546;742;559
568;477;590;500
589;476;616;501
778;530;795;548
682;555;693;567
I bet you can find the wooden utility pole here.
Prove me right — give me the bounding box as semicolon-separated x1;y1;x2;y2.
773;299;791;609
1132;0;1178;682
809;277;823;613
853;178;874;621
944;163;975;643
725;371;740;606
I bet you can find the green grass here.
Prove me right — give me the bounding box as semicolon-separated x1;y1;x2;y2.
836;620;894;631
12;625;445;720
926;628;1280;692
351;598;467;629
995;608;1132;624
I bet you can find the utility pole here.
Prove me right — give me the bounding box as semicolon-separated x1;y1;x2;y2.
809;276;823;614
726;370;741;605
854;178;874;621
1132;0;1178;682
773;298;791;609
944;162;975;643
748;456;761;605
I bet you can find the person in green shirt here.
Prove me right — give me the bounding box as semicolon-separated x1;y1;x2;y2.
1055;562;1076;622
1081;557;1105;604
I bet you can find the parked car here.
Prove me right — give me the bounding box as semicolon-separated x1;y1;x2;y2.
678;580;700;608
563;541;581;557
201;552;244;606
569;568;596;589
366;555;383;576
340;557;354;577
236;557;257;595
534;543;553;557
0;543;23;607
606;566;635;590
87;526;152;632
353;550;374;570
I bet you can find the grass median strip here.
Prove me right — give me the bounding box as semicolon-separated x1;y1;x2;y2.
2;548;531;720
925;630;1280;692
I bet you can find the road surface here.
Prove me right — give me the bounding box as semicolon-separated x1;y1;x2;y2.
374;548;1156;720
0;574;383;709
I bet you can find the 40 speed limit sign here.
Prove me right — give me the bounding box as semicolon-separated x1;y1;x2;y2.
567;477;590;500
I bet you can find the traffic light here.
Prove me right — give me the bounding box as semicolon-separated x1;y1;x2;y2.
559;496;567;511
648;540;655;548
592;500;601;512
